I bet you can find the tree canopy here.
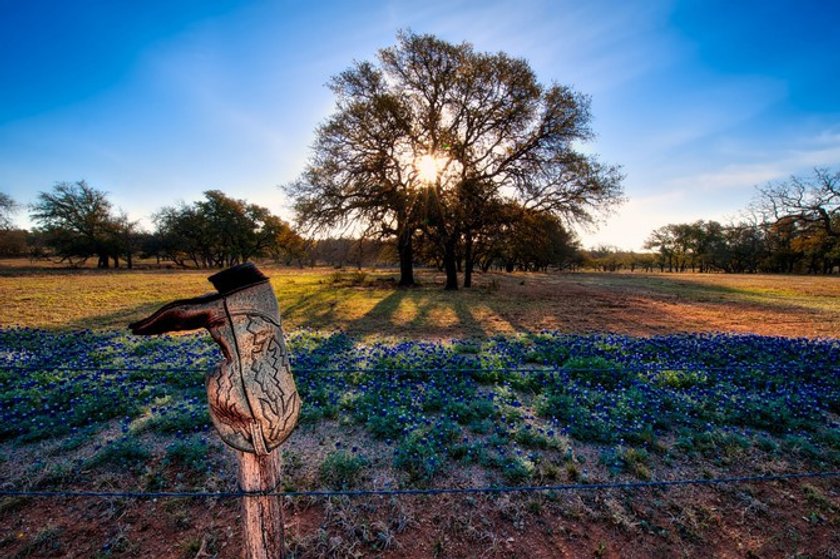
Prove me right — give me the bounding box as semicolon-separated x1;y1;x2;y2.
757;167;839;240
0;192;17;230
30;180;135;268
153;190;303;268
288;31;623;289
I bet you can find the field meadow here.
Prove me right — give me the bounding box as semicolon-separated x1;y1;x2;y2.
1;262;839;338
0;262;838;558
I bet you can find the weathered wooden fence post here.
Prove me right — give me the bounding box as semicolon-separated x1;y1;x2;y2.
238;451;285;559
130;263;300;559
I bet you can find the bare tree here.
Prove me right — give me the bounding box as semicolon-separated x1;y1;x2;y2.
758;167;840;238
288;31;623;289
0;192;17;230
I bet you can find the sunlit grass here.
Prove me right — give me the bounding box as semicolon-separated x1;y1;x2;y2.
1;265;839;337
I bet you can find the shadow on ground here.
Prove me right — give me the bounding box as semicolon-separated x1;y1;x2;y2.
22;270;840;339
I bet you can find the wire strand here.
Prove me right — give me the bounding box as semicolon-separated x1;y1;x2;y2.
1;364;834;374
2;471;837;500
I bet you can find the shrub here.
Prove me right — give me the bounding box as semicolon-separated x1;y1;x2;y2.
394;430;443;484
535;392;577;421
87;436;150;472
146;400;210;434
655;369;708;389
512;426;561;450
499;455;535;483
522;334;571;366
319;450;368;489
600;446;651;479
163;436;209;473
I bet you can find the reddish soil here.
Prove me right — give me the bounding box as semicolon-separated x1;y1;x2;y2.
2;477;838;558
330;271;840;340
449;272;840;339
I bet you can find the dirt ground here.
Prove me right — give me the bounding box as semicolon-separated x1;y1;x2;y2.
330;270;840;340
2;264;838;339
478;272;840;339
2;475;838;558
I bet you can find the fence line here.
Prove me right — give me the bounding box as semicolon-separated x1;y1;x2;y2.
2;471;838;501
2;362;837;503
1;364;834;374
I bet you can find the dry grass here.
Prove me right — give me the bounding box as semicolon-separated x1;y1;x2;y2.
1;262;839;338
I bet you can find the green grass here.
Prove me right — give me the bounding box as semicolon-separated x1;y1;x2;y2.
318;450;369;489
163;436;209;473
86;436;151;473
0;267;503;338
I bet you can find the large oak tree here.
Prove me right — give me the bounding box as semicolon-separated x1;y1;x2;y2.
288;31;623;289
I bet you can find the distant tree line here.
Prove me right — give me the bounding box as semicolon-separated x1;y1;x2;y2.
149;190;304;268
644;168;839;274
0;181;304;269
4;166;836;276
0;192;28;257
581;247;657;272
0;180;583;273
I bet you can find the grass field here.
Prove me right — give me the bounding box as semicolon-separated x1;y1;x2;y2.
0;263;838;558
1;263;839;338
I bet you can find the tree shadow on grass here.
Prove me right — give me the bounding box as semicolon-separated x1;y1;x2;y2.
343;282;508;339
279;289;343;330
582;272;840;313
64;301;173;331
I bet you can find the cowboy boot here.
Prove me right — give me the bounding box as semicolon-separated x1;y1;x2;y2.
129;263;301;454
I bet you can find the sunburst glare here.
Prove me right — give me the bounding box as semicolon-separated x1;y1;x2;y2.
414;154;446;183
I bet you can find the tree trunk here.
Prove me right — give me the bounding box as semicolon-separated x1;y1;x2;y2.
463;229;474;288
98;253;109;268
443;236;458;290
397;229;416;287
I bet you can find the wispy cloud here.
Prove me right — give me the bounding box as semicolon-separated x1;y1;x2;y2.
581;127;840;250
662;129;840;192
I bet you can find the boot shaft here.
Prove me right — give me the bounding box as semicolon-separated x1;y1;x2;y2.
130;263;301;454
208;281;300;453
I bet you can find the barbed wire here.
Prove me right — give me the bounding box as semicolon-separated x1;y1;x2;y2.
0;365;210;373
0;364;834;374
1;471;837;500
1;361;837;504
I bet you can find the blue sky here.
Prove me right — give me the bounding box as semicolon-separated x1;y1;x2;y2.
1;0;838;250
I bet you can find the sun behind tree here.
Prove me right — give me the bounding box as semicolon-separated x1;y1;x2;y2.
414;153;447;184
288;31;623;290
